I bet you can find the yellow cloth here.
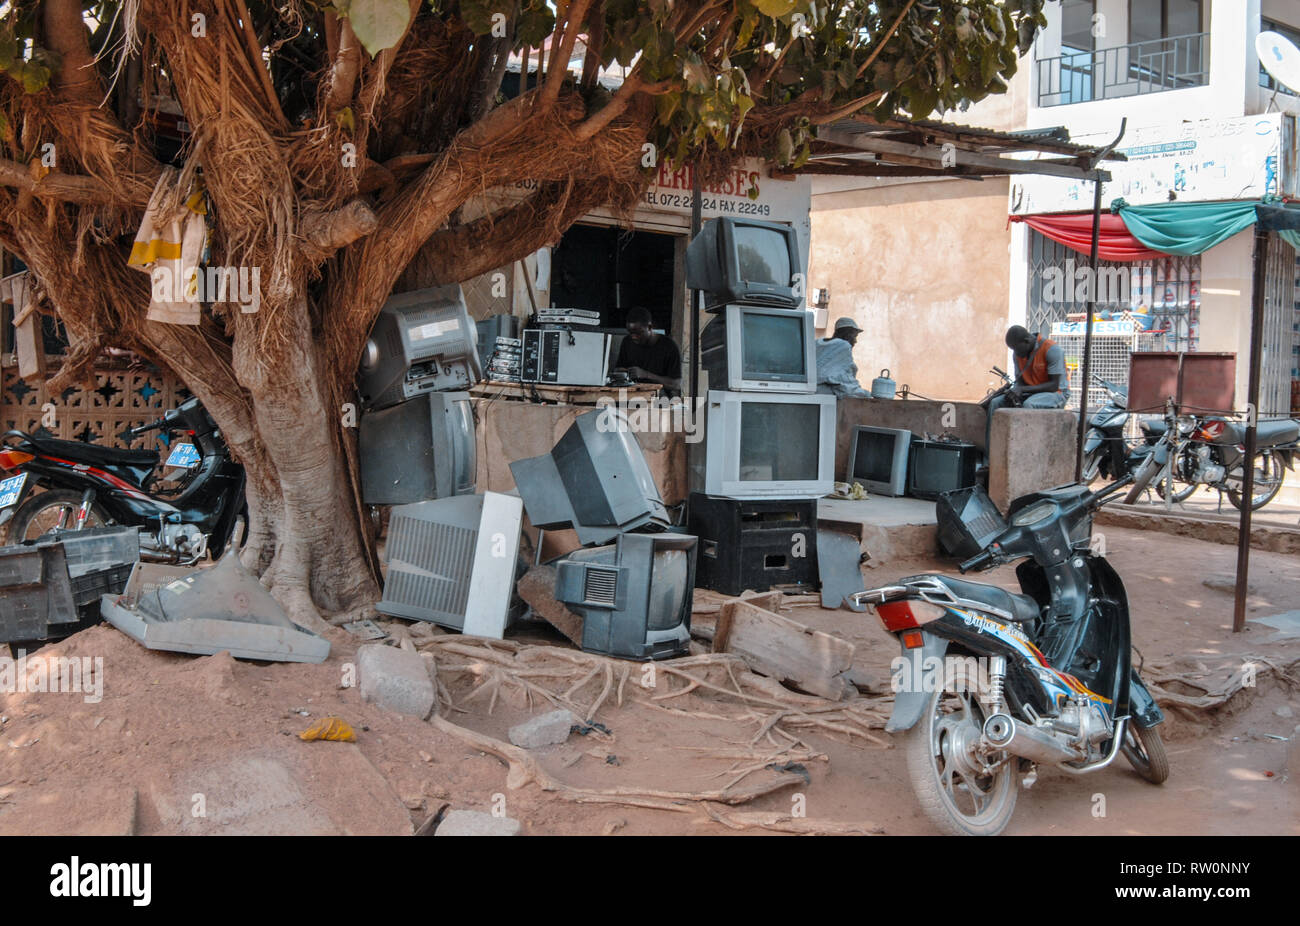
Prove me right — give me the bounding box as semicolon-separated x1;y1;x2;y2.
128;169;208;325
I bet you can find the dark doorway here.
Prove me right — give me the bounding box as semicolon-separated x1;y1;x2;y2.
550;224;678;332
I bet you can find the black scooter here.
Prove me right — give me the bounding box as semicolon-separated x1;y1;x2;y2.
0;397;245;562
852;475;1167;836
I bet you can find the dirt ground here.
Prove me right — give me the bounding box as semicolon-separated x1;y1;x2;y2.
0;524;1296;836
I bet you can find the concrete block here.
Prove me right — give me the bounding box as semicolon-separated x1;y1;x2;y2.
436;810;522;836
358;643;436;719
988;408;1078;511
508;708;578;748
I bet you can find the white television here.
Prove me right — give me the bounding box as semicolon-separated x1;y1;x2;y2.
702;390;836;499
700;304;816;393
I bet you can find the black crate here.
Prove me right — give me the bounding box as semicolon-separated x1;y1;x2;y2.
69;563;135;608
687;493;818;596
0;541;78;643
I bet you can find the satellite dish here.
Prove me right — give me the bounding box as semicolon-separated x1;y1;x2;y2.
1257;31;1300;95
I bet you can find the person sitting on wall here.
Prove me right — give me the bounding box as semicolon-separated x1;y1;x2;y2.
614;306;681;396
985;324;1070;449
816;316;871;399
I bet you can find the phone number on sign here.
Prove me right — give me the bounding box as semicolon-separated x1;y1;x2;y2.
644;191;771;216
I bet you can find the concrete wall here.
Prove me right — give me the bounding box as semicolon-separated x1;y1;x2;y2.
808;177;1014;403
988;408;1079;510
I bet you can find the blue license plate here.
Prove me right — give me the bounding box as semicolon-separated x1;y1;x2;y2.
0;472;27;508
165;443;201;468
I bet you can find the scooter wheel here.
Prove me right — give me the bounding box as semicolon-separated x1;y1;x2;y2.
1121;723;1170;785
3;489;111;545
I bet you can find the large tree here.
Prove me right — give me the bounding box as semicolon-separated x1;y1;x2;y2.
0;0;1043;626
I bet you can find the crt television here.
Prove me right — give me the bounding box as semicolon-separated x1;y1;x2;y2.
552;531;696;661
685;217;803;310
359;391;477;505
700;305;816;393
908;439;979;500
845;426;912;497
378;492;523;639
701;390;836;499
510;409;670;545
357;285;483;411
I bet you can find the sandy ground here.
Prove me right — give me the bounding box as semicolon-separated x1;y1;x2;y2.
0;524;1296;836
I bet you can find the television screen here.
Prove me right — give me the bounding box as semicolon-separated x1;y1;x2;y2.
741;312;807;381
852;431;897;483
908;440;978;499
739;402;820;481
648;547;690;631
733;225;791;286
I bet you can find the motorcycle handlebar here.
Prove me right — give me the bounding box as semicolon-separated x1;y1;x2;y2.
958;549;995;574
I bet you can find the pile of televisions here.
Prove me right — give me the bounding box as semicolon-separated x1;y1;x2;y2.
843;426;980;502
683;217;835;596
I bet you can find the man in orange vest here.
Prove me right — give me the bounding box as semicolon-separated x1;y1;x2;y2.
985;325;1069;452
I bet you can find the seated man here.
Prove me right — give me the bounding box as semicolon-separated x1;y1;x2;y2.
815;316;871;399
985;324;1069;449
614;307;681;395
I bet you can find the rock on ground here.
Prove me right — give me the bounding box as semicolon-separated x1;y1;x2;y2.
508;709;577;748
357;643;435;719
436;810;521;836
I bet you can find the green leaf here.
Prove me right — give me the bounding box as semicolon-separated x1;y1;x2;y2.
334;106;355;132
20;62;50;94
753;0;797;17
334;0;413;56
0;33;15;72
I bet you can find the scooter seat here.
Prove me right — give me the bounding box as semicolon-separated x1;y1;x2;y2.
32;436;160;469
1139;417;1166;437
930;575;1042;624
1256;419;1299;446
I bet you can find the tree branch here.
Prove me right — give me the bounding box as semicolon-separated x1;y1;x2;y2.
323;19;362;113
857;0;917;78
43;0;104;104
0;158;136;206
540;0;594;108
299;199;378;259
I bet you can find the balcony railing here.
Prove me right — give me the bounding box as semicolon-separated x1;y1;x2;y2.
1037;32;1209;107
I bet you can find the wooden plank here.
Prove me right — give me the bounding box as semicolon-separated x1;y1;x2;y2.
712;600;856;701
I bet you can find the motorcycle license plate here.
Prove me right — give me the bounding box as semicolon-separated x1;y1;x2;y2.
165;443;201;469
0;472;27;508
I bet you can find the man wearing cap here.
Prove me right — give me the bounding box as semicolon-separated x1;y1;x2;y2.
816;317;871;399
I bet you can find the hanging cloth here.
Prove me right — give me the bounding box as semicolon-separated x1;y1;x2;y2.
1009;212;1166;261
1108;199;1262;257
128;167;209;325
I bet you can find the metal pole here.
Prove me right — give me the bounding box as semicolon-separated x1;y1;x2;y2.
1233;225;1268;633
689;165;702;400
1075;176;1103;482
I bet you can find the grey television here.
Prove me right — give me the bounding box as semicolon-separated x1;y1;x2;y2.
377;492;522;638
509;409;669;545
700;304;816;393
845;425;911;497
552;531;696;660
359;391;477;505
357;285;483;411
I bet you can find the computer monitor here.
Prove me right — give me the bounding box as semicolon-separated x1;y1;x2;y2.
700;305;816;393
359;391;477;505
685;218;803;310
377;492;522;638
510;409;670;545
552;531;696;660
908;439;979;500
845;426;912;497
357;285;483;411
702;390;836;499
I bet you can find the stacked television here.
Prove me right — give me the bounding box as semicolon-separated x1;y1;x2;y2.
684;218;834;595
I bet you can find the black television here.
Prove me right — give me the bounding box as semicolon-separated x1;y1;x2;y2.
907;439;979;500
685;217;803;310
359;391;477;505
552;532;697;660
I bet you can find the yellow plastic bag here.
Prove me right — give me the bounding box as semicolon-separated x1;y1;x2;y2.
298;717;357;742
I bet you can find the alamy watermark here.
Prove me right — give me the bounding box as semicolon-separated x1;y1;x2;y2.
594;390;707;444
1040;257;1130;305
0;650;104;704
151;265;261;313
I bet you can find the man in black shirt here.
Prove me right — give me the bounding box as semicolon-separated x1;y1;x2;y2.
614;307;681;395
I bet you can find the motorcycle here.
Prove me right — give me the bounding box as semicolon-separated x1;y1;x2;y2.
1079;375;1171;486
0;396;246;562
978;366;1022;411
852;475;1167;836
1124;400;1299;511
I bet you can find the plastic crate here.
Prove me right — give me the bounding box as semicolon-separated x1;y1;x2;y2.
0;541;79;643
50;526;141;579
69;563;136;609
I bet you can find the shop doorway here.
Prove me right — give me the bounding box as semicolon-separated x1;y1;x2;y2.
550;224;679;332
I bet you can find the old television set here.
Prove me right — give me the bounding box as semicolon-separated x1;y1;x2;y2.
845;426;912;497
357;284;483;411
686;217;803;310
700;305;816;393
908;439;979;500
701;390;836;499
377;492;522;638
552;532;696;660
510;409;670;545
359;391;477;505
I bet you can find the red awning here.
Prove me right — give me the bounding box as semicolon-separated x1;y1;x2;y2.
1010;213;1166;262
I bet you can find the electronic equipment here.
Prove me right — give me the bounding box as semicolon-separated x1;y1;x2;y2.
359;391;477;505
475;314;521;369
377;492;523;638
935;485;1007;559
1258;30;1300;96
535;309;601;326
552;531;696;660
700;390;836;499
685;217;803;310
521;328;612;386
687;494;817;595
700;305;816;393
907;439;979;500
358;285;483;411
845;426;912;497
510;408;670;545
